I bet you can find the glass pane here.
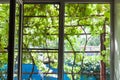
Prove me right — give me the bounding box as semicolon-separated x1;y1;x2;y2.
0;4;9;80
23;4;59;80
64;3;110;80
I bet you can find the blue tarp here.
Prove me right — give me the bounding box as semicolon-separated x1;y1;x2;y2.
0;64;109;80
21;64;42;80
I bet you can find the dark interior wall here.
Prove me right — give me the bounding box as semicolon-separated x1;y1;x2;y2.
114;0;120;80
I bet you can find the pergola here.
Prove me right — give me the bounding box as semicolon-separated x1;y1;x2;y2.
0;0;114;80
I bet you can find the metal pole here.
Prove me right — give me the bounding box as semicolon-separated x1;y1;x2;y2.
7;0;16;80
58;2;65;80
18;3;23;80
100;20;106;80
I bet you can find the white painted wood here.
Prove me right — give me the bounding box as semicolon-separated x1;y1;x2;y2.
114;0;120;80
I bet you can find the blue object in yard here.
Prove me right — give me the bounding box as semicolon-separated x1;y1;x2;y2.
22;64;42;80
88;76;96;80
0;64;103;80
64;73;70;80
80;75;87;80
45;64;70;80
44;76;57;80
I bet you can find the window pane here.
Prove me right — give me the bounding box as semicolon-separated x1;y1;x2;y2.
64;3;110;80
23;4;59;80
0;4;9;80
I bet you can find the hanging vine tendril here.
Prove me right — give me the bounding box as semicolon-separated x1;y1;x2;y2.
23;43;36;80
78;26;91;74
65;36;76;80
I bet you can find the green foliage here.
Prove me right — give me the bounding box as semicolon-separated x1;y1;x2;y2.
0;4;9;68
0;4;9;49
0;3;110;79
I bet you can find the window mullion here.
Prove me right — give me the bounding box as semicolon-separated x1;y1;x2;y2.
7;0;16;79
58;2;65;80
18;2;23;80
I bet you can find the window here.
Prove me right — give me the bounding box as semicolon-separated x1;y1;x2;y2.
0;0;113;80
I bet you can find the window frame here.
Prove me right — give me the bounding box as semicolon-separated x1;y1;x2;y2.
8;0;114;80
